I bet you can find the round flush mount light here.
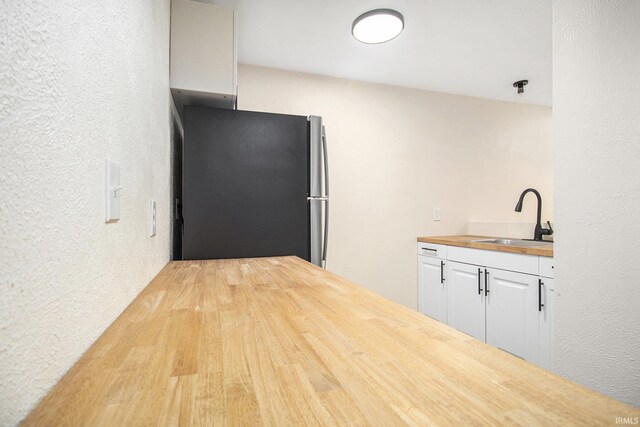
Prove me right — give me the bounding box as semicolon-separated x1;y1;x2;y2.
352;9;404;44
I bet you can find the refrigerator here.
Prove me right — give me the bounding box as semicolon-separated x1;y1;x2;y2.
181;106;329;267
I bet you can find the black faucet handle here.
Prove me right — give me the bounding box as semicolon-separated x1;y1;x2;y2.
543;221;554;235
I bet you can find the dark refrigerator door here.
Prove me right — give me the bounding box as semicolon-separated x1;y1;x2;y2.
182;106;310;261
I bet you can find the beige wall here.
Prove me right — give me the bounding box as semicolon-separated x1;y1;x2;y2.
553;0;640;406
238;65;552;309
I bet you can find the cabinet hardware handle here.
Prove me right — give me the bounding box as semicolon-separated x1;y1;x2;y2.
477;268;482;294
538;279;544;311
422;248;437;252
440;261;445;284
484;269;490;295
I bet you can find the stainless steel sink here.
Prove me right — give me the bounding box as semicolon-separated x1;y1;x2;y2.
471;238;553;247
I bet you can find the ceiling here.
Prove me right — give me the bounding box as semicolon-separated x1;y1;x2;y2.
218;0;552;106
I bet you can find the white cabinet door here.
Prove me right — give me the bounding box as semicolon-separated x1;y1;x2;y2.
447;261;485;341
418;256;447;322
485;268;539;362
170;0;237;110
538;277;554;370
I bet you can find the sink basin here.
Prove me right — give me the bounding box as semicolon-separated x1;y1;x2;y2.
471;238;553;247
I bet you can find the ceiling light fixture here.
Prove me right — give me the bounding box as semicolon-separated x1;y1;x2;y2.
352;9;404;44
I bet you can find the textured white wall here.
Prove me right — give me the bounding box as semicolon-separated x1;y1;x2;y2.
553;0;640;406
238;64;553;310
0;1;171;425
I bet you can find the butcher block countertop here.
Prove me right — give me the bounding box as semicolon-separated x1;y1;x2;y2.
23;257;635;425
418;235;554;257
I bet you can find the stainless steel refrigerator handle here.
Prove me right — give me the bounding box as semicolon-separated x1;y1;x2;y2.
321;126;329;267
309;117;329;268
308;197;327;268
322;200;329;268
322;125;329;197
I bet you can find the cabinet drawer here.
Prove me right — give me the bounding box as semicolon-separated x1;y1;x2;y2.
539;257;554;279
417;242;447;259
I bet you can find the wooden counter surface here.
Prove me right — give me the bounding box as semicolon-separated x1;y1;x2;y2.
24;257;635;425
418;235;554;257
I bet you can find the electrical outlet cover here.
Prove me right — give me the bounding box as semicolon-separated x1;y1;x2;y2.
105;159;121;223
433;207;441;221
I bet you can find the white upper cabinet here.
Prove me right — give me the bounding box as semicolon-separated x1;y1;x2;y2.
170;0;237;113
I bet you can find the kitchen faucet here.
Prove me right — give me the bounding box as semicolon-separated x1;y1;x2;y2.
515;188;553;241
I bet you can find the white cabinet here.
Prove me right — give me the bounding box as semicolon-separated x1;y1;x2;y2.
418;242;555;369
170;0;237;113
538;258;555;370
485;268;539;362
539;256;554;279
447;262;540;362
447;261;485;341
417;243;447;322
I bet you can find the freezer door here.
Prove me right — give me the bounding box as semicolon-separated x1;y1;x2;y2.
309;198;328;268
309;116;328;197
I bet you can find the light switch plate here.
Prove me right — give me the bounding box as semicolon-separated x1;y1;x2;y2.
105;159;121;223
149;200;157;237
433;207;441;221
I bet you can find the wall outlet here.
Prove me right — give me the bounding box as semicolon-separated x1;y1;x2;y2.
433;207;441;221
105;159;121;223
149;200;157;237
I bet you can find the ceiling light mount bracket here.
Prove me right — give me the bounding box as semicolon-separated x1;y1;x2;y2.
513;80;529;95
